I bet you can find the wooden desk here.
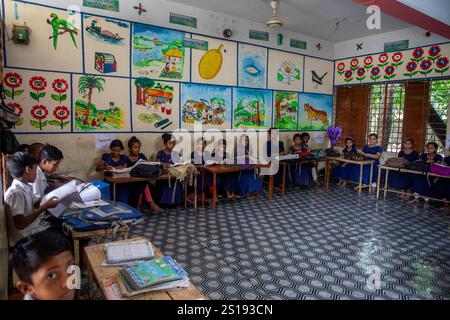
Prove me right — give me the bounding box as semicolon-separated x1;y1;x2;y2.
200;163;273;212
84;237;207;300
63;223;130;267
376;165;450;203
278;158;326;196
104;173;198;214
325;157;375;194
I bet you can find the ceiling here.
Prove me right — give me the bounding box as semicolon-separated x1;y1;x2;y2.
166;0;413;42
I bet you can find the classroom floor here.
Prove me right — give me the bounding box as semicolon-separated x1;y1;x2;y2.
107;184;450;300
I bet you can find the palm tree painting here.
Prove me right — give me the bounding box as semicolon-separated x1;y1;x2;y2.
78;75;105;125
233;88;272;128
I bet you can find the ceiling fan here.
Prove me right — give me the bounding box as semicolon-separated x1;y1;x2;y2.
266;0;283;28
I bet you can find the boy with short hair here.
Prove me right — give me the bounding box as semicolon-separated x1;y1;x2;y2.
28;142;44;161
34;144;68;200
9;230;76;300
5;152;60;246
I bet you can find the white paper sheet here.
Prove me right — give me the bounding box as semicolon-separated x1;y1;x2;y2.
95;134;116;151
41;180;82;217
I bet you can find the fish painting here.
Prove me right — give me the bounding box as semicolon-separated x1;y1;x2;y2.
238;43;267;88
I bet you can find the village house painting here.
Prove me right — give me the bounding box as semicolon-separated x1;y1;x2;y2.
132;24;190;81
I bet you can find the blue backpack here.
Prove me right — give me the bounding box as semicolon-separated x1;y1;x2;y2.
64;202;142;231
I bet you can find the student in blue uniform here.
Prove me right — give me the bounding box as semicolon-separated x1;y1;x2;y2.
410;142;442;208
266;128;286;187
211;139;236;198
127;136;163;213
289;133;317;187
155;133;183;208
191;137;212;198
237;135;263;198
96;139;129;203
429;146;450;211
388;138;419;199
351;133;382;191
336;137;357;187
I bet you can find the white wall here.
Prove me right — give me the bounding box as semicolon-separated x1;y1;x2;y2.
23;0;334;59
334;26;448;59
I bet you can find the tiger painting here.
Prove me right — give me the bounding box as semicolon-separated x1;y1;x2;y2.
304;103;328;127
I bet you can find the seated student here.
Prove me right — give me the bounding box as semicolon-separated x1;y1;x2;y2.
17;144;30;153
431;149;450;212
5;152;60;246
9;230;76;300
96;139;129;203
191;137;212;198
351;133;382;191
266;128;286;187
126;136;163;213
410;142;443;208
236;135;263;198
289;133;318;187
388;138;419;199
29;143;44;161
410;141;443;208
33;144;66;201
156;133;183;208
336;137;357;187
211;139;236;198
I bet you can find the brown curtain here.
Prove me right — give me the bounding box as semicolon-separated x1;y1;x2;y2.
335;85;371;148
402;81;430;152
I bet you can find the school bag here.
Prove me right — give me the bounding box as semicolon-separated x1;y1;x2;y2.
384;157;408;168
406;161;430;172
429;163;450;176
0;129;19;154
349;152;367;161
130;164;162;180
89;179;111;200
0;100;21;129
325;148;341;157
63;202;142;231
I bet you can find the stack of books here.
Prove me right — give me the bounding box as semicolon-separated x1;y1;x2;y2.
117;256;189;297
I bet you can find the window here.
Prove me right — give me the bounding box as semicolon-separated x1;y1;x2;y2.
367;83;405;153
426;79;450;153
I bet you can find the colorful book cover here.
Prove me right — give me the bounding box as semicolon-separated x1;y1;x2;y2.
121;257;185;290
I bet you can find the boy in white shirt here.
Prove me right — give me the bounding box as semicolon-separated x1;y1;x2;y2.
5;152;60;246
33;144;70;200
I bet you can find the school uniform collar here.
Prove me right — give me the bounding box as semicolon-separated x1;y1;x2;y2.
12;178;33;192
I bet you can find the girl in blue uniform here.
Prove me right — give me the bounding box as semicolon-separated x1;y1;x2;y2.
156;133;183;208
430;146;450;212
127;136;163;213
352;133;382;191
191;137;212;198
96;139;129;203
410;142;442;208
237;135;263;198
211;139;236;198
266;128;286;187
388;138;419;199
337;137;357;187
289;133;316;187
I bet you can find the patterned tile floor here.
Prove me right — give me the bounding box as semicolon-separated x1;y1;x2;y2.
119;185;449;300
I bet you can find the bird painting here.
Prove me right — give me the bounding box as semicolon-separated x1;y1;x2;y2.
47;13;78;50
311;70;328;88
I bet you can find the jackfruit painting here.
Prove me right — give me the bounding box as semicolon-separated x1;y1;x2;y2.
132;23;190;81
191;36;237;86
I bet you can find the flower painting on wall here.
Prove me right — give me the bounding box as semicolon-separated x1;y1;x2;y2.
335;43;450;85
2;68;71;132
268;49;303;91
